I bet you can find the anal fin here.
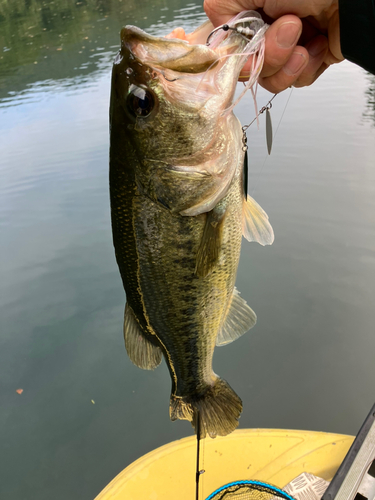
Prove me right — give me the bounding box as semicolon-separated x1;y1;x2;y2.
124;303;162;370
216;287;257;346
242;195;274;245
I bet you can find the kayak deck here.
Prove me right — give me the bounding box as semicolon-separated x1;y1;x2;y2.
95;428;354;500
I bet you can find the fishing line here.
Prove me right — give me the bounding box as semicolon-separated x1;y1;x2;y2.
195;412;205;500
249;87;294;197
275;87;294;137
200;425;205;500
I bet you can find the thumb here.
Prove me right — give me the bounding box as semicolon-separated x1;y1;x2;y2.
327;9;344;63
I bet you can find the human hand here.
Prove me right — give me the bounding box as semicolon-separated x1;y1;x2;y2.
203;0;344;92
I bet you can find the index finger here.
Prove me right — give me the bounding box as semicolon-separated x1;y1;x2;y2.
204;0;261;27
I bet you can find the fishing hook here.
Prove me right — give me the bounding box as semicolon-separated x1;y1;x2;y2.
206;23;255;46
206;24;236;45
206;16;261;46
162;72;178;82
164;76;178;82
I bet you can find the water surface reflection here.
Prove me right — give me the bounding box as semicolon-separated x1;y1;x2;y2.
0;0;206;106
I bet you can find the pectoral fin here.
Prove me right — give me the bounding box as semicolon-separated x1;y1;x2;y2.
216;287;257;346
242;195;274;245
124;303;163;370
195;206;226;278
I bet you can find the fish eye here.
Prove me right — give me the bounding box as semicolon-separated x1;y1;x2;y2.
126;84;155;118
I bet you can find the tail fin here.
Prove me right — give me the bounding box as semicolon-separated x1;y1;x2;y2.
169;378;242;438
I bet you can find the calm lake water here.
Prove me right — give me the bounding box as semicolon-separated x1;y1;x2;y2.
1;1;375;499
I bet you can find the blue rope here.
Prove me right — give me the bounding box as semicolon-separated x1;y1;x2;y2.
205;479;295;500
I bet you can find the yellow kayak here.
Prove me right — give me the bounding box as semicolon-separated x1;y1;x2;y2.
94;429;354;500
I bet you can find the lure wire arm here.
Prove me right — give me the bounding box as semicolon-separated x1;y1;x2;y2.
242;94;276;132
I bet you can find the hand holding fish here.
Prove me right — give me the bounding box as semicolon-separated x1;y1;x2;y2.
204;0;344;92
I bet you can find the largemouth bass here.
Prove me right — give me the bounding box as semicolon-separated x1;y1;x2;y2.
110;13;274;438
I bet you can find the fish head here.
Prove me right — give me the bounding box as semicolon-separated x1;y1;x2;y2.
110;23;251;165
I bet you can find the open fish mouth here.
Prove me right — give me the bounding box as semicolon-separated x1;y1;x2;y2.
119;12;268;112
120;24;219;74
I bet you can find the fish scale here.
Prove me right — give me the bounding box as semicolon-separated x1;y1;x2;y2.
110;14;273;438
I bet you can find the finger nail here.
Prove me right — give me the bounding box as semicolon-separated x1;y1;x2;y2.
276;22;301;49
283;51;307;75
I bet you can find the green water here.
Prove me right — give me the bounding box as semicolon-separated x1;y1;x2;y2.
1;1;375;499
